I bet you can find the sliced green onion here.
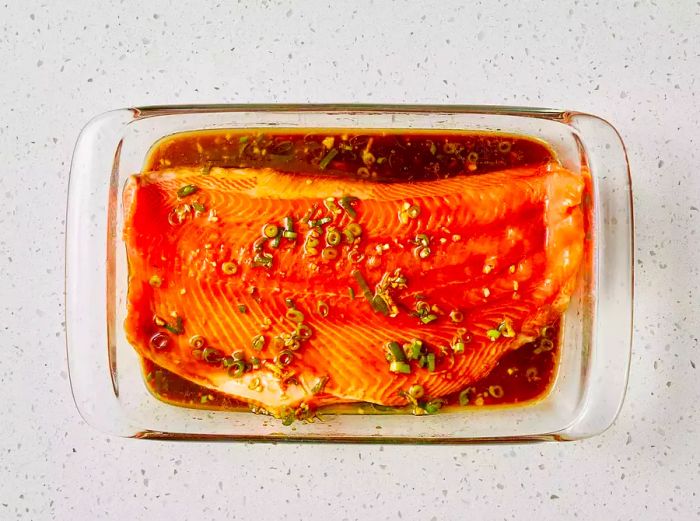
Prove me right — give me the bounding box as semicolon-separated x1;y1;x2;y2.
239;136;249;144
317;216;332;226
251;334;265;351
253;253;273;269
351;269;374;301
405;339;423;360
424;399;443;414
202;347;223;364
486;329;501;341
189;335;206;349
285;309;305;323
348;287;355;299
295;323;313;341
338;196;359;219
277;349;294;366
449;310;464;323
387;341;407;362
163;316;184;335
326;229;341;246
415;233;430;247
488;385;504;399
228;360;246;377
253;237;267;252
282;230;298;239
284;298;296;309
345;223;362;237
222;262;238;275
426;352;436;372
452;341;465;354
418;355;427;368
250;356;261;369
317;300;329;317
389;361;411;374
371;295;390;315
232;350;245;361
311;375;329;395
459;387;474;406
321;247;338;261
238;304;247;314
420;313;438;324
269;236;281;248
222;356;236;368
407;205;420;219
192;201;206;213
149;275;162;287
408;384;424;399
418;246;431;259
497;318;516;338
262;223;279;238
319;148;338;170
177;184;198;198
283;216;294;231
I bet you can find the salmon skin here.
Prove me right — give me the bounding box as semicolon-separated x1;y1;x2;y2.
123;164;585;419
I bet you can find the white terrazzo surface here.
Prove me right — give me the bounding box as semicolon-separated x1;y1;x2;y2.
1;1;698;519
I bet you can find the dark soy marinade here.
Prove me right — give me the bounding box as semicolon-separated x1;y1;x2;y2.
145;129;553;181
140;128;561;412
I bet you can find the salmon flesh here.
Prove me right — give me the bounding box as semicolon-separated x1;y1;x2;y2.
123;164;585;417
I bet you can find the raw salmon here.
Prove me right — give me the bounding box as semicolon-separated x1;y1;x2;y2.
123;163;585;418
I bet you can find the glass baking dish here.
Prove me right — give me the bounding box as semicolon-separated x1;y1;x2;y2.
65;104;633;442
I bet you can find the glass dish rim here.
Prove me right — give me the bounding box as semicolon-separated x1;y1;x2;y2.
65;103;634;443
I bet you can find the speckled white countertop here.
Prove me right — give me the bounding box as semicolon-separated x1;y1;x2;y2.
1;1;698;519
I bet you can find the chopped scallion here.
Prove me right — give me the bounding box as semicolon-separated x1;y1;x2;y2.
316;300;329;317
389;361;411;374
251;334;265;351
420;313;438;325
426;352;436;372
285;309;305;323
228;360;246;378
262;223;279;238
486;329;501;341
424;398;443;414
319;148;338;170
387;341;407;362
253;253;273;269
177;184;198;198
221;262;238;275
326;229;341;246
406;339;423;360
163;316;184;335
338;196;359;219
408;384;424;399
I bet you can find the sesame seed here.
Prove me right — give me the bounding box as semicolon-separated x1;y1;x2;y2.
482;288;490;297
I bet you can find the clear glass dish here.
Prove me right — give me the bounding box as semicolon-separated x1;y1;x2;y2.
65;104;633;442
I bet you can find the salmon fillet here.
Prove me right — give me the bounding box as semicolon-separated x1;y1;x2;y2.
123;164;585;417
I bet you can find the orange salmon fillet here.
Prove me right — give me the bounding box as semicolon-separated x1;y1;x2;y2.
123;164;585;417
